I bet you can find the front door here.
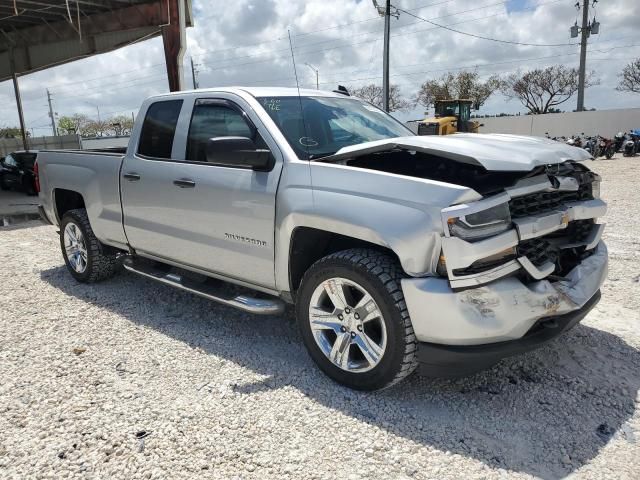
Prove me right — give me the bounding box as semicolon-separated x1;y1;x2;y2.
120;95;283;290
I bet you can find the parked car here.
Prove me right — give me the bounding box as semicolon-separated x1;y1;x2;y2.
36;87;608;390
0;150;38;195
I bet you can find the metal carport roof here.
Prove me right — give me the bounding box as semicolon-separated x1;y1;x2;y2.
0;0;192;148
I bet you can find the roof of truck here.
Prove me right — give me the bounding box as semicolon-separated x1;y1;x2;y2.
148;86;350;100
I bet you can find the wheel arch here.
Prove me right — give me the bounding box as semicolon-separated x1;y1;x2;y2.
53;188;86;223
287;226;400;298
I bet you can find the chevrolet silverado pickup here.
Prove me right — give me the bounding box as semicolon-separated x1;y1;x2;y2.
36;87;607;390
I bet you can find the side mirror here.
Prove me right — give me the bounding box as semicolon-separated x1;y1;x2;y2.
206;137;273;171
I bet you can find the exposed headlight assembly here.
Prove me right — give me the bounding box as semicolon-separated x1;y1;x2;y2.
444;201;512;241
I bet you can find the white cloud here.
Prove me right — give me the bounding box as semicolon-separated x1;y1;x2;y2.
1;0;638;134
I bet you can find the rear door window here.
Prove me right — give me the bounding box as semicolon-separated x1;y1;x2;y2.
186;100;255;162
138;100;183;159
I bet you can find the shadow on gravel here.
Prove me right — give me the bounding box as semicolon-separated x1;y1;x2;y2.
42;266;640;480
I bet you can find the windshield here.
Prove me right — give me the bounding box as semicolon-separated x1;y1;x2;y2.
257;96;413;160
435;101;471;122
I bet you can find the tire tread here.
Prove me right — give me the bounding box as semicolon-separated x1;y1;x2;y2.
299;248;418;389
61;209;119;283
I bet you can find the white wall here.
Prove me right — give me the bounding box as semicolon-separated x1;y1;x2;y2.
477;108;640;138
0;134;80;156
81;136;130;150
405;108;640;138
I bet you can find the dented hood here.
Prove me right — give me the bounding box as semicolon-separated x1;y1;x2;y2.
327;133;593;172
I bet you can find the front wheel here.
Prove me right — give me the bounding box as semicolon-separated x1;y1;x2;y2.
605;147;614;159
60;209;120;283
296;249;418;390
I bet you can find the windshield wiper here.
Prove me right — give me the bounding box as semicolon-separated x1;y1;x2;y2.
307;152;338;161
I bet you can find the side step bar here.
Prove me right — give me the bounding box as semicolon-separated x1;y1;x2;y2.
121;257;285;315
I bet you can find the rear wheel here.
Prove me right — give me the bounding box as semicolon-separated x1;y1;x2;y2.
296;249;418;390
60;209;119;283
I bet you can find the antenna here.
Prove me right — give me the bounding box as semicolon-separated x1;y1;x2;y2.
287;29;311;159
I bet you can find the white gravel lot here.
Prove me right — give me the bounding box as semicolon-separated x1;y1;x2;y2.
1;156;639;480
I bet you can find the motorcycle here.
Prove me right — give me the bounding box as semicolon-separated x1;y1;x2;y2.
623;136;637;157
583;136;598;157
614;132;626;152
566;135;582;148
599;137;615;159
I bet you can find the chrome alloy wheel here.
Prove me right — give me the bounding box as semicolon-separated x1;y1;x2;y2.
308;278;387;373
63;222;88;273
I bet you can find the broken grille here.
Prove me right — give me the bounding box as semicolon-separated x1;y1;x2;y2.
517;238;557;267
453;220;596;278
517;219;596;275
508;183;592;219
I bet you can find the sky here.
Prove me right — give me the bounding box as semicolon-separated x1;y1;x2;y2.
1;0;639;135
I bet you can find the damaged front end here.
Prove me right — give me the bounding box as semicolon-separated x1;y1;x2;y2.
439;161;605;289
401;160;607;347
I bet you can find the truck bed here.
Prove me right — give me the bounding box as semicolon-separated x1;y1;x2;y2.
37;149;128;249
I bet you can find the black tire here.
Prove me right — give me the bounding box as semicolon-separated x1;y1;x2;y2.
0;177;9;191
60;208;120;283
296;248;418;391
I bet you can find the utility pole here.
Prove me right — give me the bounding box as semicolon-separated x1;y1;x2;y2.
190;57;199;89
576;0;589;112
373;0;394;111
12;74;28;150
47;89;57;136
382;0;391;112
573;0;600;111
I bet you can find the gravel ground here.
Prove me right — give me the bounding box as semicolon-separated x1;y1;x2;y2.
1;156;639;480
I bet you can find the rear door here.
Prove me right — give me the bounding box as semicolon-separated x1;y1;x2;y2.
120;94;283;290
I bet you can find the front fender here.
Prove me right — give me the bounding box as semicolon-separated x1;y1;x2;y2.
274;161;480;293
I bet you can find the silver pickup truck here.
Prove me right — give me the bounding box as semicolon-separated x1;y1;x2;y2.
36;87;607;390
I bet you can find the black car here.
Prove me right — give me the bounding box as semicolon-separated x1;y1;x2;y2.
0;150;38;195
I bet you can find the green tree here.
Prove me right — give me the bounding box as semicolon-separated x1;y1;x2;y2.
0;126;27;138
108;115;134;136
57;114;90;135
415;70;502;110
500;65;598;114
349;84;411;112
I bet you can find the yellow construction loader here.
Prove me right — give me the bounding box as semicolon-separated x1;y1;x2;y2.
416;99;482;136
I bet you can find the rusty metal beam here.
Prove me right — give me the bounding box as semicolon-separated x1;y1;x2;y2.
161;0;185;92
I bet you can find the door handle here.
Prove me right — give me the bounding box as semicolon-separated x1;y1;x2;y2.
173;178;196;188
123;172;141;181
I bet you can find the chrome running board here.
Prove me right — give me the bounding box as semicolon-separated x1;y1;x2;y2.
121;256;285;315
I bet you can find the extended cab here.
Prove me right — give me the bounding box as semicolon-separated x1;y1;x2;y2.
37;87;607;390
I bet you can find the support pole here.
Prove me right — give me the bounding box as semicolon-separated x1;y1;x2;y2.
47;89;57;136
382;0;391;112
576;0;589;112
12;74;28;151
162;0;186;92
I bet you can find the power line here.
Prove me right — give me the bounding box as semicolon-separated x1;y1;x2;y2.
316;46;639;86
192;0;456;57
195;0;566;74
396;6;578;47
26;0;563;99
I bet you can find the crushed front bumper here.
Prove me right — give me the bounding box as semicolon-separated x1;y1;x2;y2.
415;289;601;377
401;241;607;347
